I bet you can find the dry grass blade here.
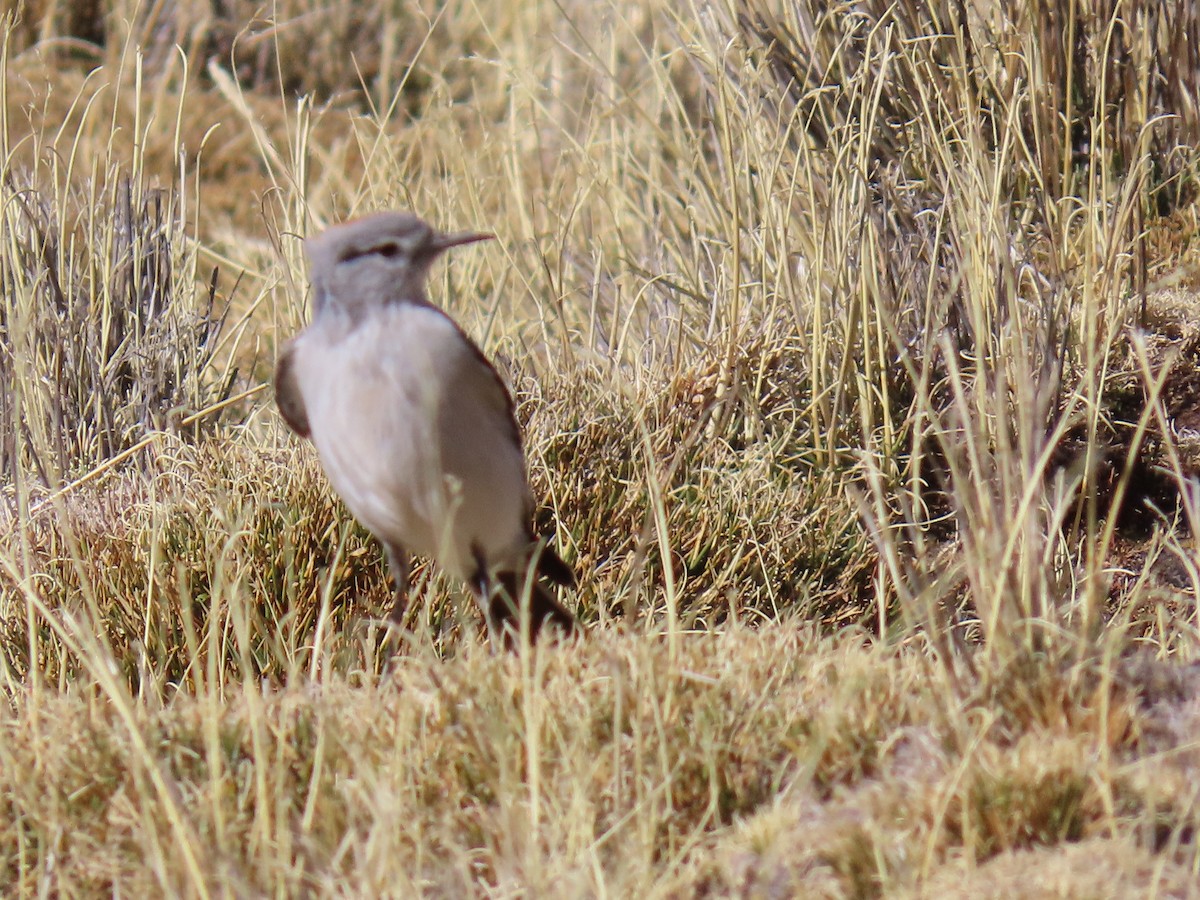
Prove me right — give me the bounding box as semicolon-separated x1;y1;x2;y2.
1;0;1200;894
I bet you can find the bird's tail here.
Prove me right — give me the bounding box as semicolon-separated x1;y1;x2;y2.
535;543;576;589
491;570;577;645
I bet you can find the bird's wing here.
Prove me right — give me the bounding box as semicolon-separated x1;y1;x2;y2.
450;319;523;448
274;341;312;438
447;320;577;588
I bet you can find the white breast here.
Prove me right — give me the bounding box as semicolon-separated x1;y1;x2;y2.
290;304;532;578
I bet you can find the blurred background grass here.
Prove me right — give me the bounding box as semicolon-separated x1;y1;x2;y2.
2;0;1200;894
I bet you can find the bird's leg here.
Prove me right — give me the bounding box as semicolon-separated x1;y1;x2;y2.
385;543;410;626
469;547;500;651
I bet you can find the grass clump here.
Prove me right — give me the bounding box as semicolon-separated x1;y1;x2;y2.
3;0;1200;895
0;174;226;481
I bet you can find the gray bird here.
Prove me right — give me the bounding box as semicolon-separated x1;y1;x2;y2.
275;211;577;646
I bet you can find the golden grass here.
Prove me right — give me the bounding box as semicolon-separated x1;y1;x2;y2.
3;625;1200;894
3;0;1200;894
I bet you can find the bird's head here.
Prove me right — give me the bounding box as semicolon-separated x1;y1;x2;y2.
305;211;493;318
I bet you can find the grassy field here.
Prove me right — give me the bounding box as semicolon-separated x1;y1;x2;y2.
3;0;1200;895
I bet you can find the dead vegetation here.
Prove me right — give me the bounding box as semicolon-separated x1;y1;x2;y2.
0;174;228;482
2;0;1200;894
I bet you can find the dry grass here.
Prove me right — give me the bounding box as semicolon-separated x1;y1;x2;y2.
3;0;1200;894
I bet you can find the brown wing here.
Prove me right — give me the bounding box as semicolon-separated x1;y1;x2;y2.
451;324;578;592
451;319;523;448
274;342;311;438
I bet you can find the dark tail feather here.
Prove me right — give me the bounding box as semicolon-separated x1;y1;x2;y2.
493;571;577;643
535;542;576;588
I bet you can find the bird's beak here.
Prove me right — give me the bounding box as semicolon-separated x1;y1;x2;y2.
429;230;495;253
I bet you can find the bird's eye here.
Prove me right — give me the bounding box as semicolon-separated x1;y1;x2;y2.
372;242;404;259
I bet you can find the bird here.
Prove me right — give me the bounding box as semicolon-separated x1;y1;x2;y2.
274;211;577;647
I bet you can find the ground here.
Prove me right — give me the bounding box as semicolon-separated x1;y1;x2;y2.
2;1;1200;896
